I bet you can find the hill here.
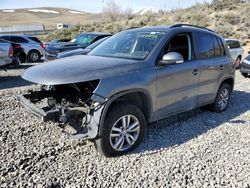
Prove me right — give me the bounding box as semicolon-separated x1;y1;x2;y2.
0;7;102;29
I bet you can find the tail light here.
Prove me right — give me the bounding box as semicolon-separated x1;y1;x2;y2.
13;44;21;49
40;43;46;49
8;46;13;57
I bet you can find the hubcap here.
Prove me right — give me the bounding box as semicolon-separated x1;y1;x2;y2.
218;88;229;110
31;53;39;61
109;115;140;151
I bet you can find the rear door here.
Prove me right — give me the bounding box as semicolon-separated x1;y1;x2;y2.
155;32;200;119
195;32;227;106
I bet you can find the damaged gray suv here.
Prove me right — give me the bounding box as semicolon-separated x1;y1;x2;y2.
17;24;235;157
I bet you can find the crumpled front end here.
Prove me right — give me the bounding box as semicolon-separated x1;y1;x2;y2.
17;80;107;140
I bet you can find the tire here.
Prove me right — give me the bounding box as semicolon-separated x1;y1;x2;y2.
13;56;21;68
209;83;232;113
28;50;41;62
94;103;146;157
241;73;248;78
19;52;26;63
235;56;241;69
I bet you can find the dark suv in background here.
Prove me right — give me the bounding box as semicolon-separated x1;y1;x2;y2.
18;24;235;157
45;32;112;61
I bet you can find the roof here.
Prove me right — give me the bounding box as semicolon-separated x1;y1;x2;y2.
78;32;112;36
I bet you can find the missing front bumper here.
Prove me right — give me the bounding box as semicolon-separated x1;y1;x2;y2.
16;93;105;140
17;94;59;122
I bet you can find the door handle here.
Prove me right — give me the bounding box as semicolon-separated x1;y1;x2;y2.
192;69;199;75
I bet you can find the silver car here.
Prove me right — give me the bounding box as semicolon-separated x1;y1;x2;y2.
0;39;13;67
0;35;45;62
17;24;235;157
226;39;244;68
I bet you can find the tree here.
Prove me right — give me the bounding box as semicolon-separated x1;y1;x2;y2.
103;0;121;22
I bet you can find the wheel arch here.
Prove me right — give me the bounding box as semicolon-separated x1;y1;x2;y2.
217;77;235;93
97;89;153;136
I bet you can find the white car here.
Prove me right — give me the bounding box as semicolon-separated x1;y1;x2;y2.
0;39;12;67
0;35;46;62
225;39;244;68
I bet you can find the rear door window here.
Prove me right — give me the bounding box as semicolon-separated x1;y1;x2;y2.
196;33;214;59
10;36;28;43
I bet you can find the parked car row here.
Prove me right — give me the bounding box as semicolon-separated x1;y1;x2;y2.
45;32;112;61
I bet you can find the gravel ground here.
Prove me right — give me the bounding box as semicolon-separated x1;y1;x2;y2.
0;65;250;188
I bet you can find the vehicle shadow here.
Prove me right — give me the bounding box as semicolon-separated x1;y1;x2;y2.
133;90;250;155
0;75;32;89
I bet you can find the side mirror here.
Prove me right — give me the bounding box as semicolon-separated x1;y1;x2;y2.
248;51;250;54
158;52;184;66
227;45;231;49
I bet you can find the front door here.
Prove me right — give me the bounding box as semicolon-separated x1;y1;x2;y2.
155;33;200;119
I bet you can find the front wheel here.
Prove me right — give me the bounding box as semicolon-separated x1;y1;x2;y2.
209;83;232;113
94;103;146;157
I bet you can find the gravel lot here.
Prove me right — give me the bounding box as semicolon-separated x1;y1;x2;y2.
0;64;250;188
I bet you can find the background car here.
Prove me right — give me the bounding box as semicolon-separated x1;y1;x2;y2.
0;34;46;62
0;39;23;68
57;36;110;59
240;52;250;78
45;32;112;61
225;39;244;68
0;39;13;67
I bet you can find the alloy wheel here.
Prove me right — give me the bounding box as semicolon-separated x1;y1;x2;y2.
109;115;140;151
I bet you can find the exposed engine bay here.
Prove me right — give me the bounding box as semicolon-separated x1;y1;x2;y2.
17;79;107;139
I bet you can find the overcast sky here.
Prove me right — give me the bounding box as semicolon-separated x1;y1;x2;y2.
0;0;212;13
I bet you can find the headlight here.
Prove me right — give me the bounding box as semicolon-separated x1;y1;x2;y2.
243;59;250;65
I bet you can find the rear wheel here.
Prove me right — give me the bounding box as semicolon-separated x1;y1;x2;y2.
94;103;146;157
28;50;41;62
209;83;232;112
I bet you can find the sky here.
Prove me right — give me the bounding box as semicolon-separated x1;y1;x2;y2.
0;0;212;13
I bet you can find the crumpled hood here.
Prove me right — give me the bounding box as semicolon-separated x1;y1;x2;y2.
22;55;140;85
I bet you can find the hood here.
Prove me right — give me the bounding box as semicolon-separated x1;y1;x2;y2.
22;55;140;85
51;42;76;48
58;48;89;58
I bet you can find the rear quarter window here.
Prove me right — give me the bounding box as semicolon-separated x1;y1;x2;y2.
28;37;42;43
213;36;225;57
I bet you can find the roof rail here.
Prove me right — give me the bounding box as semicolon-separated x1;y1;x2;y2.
124;27;139;30
170;24;214;33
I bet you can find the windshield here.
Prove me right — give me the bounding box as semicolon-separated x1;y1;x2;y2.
75;34;97;46
89;31;166;60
